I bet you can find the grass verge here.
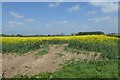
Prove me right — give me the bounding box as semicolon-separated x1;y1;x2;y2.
31;59;118;78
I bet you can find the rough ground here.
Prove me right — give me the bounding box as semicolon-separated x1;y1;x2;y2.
2;44;100;78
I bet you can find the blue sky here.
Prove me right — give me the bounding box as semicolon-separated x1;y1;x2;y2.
2;2;118;35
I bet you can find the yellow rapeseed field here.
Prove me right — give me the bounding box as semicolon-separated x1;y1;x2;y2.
2;35;119;59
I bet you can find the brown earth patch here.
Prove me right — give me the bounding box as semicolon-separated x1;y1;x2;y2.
2;44;100;78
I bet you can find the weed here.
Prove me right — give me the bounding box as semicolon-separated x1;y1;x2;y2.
35;50;48;58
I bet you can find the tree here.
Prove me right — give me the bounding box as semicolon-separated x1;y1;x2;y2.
76;31;104;35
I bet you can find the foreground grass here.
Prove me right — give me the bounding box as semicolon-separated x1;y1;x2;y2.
31;60;118;78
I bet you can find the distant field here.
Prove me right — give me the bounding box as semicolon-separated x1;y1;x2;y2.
2;35;119;78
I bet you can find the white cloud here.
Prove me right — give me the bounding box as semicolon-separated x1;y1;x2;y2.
60;20;68;24
88;16;111;22
87;10;97;14
48;20;71;28
90;0;109;2
101;3;118;13
46;24;51;27
58;0;63;2
68;4;80;12
24;19;35;22
90;2;118;13
49;2;60;8
7;21;24;28
90;0;119;2
88;16;117;26
9;11;24;18
88;16;118;33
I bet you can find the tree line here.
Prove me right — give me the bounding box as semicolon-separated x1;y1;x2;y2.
75;31;104;35
1;31;119;37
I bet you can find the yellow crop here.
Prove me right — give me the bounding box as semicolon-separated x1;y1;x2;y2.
2;35;119;59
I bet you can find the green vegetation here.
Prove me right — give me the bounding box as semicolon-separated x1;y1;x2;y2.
35;50;48;58
68;39;118;59
64;46;88;54
2;39;67;55
32;60;118;78
32;72;52;78
76;31;104;35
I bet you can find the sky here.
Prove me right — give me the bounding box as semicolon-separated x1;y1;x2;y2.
2;2;118;35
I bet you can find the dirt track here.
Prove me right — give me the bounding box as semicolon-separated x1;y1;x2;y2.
2;44;100;78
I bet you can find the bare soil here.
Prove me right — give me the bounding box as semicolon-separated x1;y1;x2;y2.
2;44;100;78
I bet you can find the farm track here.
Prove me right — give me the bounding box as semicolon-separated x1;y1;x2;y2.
2;44;100;78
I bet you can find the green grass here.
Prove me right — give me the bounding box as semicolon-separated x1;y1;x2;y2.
64;46;90;55
2;40;66;55
32;60;118;78
35;50;48;58
68;40;119;59
32;72;52;78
